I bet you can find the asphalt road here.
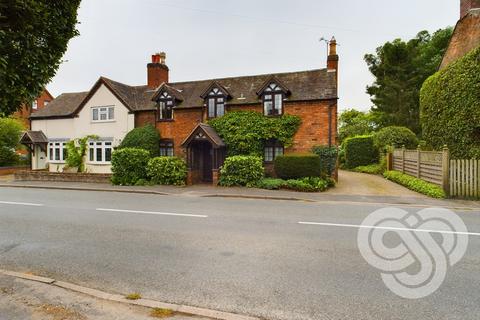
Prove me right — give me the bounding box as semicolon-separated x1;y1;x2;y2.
0;187;479;320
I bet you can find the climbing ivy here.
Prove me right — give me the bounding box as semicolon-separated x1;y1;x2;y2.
420;46;480;158
208;111;301;156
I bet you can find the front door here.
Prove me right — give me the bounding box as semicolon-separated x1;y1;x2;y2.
35;146;47;170
200;142;213;182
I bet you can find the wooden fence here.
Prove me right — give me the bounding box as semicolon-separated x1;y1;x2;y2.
388;146;480;199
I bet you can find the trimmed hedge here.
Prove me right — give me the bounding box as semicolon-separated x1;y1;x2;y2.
383;170;445;198
274;153;322;179
373;126;418;152
111;148;150;185
311;145;338;176
119;125;161;157
219;155;264;187
420;46;480;159
256;177;334;192
147;157;187;186
344;135;378;169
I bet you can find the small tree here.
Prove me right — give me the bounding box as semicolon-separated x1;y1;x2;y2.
373;126;418;153
65;135;98;172
119;125;160;157
0;118;24;166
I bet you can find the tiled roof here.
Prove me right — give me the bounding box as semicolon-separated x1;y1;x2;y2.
31;68;337;119
19;131;49;144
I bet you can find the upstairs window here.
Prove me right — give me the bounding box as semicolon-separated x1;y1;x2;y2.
32;100;38;110
262;83;284;116
264;139;284;162
89;141;112;163
159;139;174;156
157;92;174;120
92;106;114;122
206;88;225;118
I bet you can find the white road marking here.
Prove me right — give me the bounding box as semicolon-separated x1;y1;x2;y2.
298;221;480;237
96;208;208;218
0;200;43;207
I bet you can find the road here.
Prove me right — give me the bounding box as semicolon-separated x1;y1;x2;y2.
0;187;479;320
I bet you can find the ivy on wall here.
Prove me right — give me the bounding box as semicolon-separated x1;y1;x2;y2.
420;46;480;158
208;111;301;156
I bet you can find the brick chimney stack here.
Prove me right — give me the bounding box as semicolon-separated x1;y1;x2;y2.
327;37;339;85
461;0;480;18
147;52;169;89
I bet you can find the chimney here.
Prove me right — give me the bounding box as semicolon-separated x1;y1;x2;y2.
327;37;339;85
147;52;169;89
461;0;480;18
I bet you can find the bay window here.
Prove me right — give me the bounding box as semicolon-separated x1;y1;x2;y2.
89;141;112;163
48;141;68;162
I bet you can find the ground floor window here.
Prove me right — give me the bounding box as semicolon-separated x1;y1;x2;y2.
89;141;112;163
264;139;284;162
159;139;174;157
48;141;68;162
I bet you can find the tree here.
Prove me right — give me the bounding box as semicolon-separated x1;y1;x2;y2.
0;0;81;116
364;28;453;134
338;109;378;143
0;117;24;166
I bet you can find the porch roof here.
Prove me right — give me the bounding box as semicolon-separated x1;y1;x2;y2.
181;123;225;148
19;131;48;145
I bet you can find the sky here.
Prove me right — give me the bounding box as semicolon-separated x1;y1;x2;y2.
48;0;459;112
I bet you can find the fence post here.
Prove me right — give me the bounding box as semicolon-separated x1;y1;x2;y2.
442;145;450;197
386;149;393;171
416;146;421;178
402;145;406;174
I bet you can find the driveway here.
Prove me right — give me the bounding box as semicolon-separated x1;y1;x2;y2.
328;170;425;197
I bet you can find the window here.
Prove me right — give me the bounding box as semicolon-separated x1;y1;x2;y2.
206;88;225;118
262;83;284;116
157;92;174;120
159;139;174;156
44;101;50;106
48;141;68;162
89;141;112;163
92;106;114;122
264;140;284;162
32;100;38;110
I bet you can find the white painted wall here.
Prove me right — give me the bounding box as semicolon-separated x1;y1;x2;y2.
31;84;135;173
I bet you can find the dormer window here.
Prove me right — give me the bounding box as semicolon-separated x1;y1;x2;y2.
157;92;174;121
206;88;225;118
262;83;284;116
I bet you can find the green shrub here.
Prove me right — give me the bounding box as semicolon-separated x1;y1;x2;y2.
344;135;378;169
383;170;445;198
119;125;160;157
284;177;335;192
353;163;384;175
208;111;301;156
420;46;480;159
256;178;287;190
219;155;264;187
373;126;418;153
274;153;322;179
111;148;150;185
147;157;187;186
0;146;19;166
0;118;24;149
311;145;338;176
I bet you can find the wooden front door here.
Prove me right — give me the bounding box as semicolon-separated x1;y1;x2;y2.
200;142;213;182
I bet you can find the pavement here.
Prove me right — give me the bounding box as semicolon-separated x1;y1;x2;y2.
0;187;479;319
0;272;211;320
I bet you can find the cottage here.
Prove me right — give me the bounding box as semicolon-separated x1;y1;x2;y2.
24;39;339;183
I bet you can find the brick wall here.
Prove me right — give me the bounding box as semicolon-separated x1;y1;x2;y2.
14;171;111;183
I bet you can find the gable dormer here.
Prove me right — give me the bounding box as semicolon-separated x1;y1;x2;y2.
151;83;183;121
256;76;290;116
200;81;232;119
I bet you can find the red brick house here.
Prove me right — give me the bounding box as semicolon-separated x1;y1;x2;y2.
14;89;54;129
29;39;338;183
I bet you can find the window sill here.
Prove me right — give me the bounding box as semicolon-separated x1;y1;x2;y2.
87;162;111;165
91;120;116;124
264;114;283;117
157;119;174;122
48;161;66;164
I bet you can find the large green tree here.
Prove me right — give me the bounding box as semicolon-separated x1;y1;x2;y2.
338;109;379;143
364;28;453;134
0;0;81;116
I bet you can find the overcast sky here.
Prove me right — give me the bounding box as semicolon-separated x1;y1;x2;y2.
48;0;458;111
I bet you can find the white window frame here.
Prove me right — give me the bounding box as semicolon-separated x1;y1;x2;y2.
32;100;38;110
91;106;115;122
88;141;113;164
48;141;68;163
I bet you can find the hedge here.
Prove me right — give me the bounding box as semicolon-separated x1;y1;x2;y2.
147;157;187;186
383;170;445;198
311;145;337;176
373;126;418;152
256;177;334;192
274;154;322;179
208;111;301;156
219;155;264;187
119;125;161;157
344;135;378;169
420;46;480;159
111;148;150;185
